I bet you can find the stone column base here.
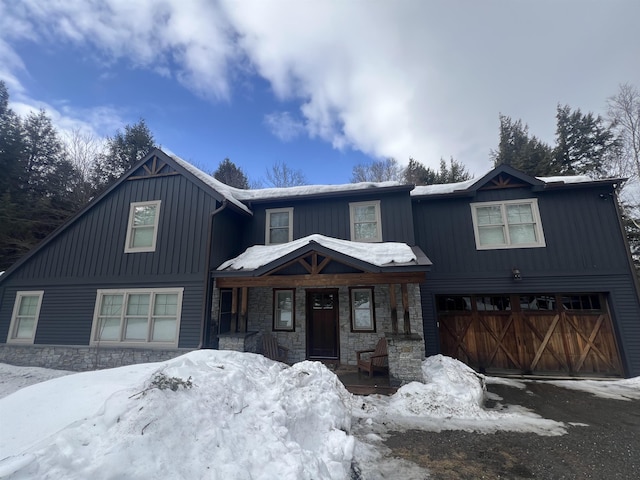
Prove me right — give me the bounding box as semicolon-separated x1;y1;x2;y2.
218;331;259;353
385;333;425;387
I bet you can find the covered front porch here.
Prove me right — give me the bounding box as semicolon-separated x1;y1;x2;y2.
210;235;431;386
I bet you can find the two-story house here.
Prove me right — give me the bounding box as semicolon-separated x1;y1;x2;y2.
1;149;639;381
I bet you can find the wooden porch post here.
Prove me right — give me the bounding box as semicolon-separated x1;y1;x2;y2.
401;283;411;334
230;287;238;333
389;284;399;334
239;286;248;333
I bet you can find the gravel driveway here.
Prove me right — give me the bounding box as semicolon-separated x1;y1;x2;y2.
383;381;640;479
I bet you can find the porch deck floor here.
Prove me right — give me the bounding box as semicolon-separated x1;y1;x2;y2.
330;364;397;396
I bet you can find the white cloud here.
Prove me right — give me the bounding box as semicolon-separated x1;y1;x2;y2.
263;111;305;142
11;98;122;147
3;0;236;100
1;0;639;174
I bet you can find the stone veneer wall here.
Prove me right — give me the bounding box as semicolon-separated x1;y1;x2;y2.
0;344;192;371
218;331;259;353
212;283;425;383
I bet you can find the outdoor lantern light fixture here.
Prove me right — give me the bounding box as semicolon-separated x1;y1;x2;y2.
512;267;522;281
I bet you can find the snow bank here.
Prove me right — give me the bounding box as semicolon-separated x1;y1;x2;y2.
0;351;354;480
388;354;486;418
0;364;72;399
353;355;566;436
547;377;640;401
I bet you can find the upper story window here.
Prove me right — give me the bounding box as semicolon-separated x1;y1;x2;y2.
91;288;183;347
125;201;161;253
7;291;44;344
350;201;382;242
266;208;293;245
470;199;545;250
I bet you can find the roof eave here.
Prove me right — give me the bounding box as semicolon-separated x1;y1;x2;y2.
241;184;414;204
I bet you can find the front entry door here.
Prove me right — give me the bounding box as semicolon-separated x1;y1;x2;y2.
306;289;339;359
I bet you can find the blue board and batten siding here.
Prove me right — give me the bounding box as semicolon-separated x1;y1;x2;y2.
413;184;640;377
243;190;415;247
0;172;219;348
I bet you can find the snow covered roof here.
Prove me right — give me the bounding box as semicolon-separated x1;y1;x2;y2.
172;151;609;205
170;153;406;212
411;173;600;197
169;154;253;214
217;234;426;272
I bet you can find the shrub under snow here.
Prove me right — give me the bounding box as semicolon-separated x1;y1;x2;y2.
0;350;354;480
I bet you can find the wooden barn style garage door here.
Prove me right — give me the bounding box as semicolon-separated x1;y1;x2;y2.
437;293;623;376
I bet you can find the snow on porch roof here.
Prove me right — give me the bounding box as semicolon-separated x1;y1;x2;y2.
217;234;426;272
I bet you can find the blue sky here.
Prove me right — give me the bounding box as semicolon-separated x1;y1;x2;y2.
1;0;639;185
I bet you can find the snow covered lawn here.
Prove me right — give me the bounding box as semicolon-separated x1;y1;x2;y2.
1;352;639;479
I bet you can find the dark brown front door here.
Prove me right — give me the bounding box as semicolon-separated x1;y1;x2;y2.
307;289;339;359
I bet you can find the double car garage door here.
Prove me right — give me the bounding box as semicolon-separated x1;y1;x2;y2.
438;293;623;376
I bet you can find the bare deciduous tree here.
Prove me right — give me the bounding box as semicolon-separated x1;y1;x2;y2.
264;161;307;187
607;83;640;181
351;158;403;183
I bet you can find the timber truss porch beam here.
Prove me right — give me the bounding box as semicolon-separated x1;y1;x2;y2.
216;271;426;288
268;252;334;276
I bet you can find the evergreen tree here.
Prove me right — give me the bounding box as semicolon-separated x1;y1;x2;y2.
404;157;472;185
554;105;618;176
491;114;556;176
0;81;26;197
90;119;156;193
213;158;250;189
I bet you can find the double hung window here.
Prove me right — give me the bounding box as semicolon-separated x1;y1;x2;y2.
125;201;161;253
266;208;293;245
471;199;545;249
7;291;44;343
349;201;382;242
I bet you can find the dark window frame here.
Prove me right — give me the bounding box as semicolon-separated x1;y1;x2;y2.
273;288;296;331
349;287;376;332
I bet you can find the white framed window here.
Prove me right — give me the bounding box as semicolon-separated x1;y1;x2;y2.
7;291;44;343
124;201;161;253
273;289;295;331
350;201;382;242
90;288;183;347
350;287;376;332
471;198;546;250
266;208;293;245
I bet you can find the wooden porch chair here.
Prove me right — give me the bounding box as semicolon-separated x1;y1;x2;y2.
262;333;290;363
357;337;389;378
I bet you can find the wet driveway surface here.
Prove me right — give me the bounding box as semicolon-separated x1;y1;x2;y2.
383;381;640;479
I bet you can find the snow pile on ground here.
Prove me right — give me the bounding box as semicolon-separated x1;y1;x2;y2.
0;351;354;480
548;377;640;401
353;355;566;436
0;363;72;398
388;355;486;418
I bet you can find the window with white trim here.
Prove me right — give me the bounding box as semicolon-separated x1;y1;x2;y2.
350;201;382;242
7;291;44;343
91;288;183;346
266;208;293;245
124;201;161;253
471;199;545;249
350;287;376;332
273;289;295;331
